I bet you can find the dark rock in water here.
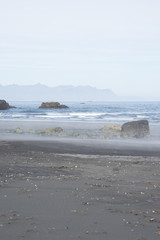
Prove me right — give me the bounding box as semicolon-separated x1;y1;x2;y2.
121;120;150;138
39;102;68;109
0;100;16;110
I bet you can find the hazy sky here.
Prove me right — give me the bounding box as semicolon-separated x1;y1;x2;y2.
0;0;160;98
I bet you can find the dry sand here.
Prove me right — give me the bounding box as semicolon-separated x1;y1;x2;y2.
0;139;160;240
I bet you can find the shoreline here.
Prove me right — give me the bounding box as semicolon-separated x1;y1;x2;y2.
1;139;160;156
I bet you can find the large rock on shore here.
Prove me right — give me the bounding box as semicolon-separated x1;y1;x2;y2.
121;120;150;138
39;102;68;109
0;100;15;110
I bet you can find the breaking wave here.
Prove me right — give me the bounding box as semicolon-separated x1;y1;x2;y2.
0;101;160;124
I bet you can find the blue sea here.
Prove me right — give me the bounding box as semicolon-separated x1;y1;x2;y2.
0;101;160;125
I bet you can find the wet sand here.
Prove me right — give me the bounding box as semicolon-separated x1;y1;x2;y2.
0;139;160;240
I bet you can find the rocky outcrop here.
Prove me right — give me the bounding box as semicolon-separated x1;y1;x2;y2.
0;100;15;110
99;121;150;139
99;125;121;138
39;102;68;109
38;127;66;136
7;127;23;134
121;120;150;138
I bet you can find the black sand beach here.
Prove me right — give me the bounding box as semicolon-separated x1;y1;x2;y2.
0;138;160;240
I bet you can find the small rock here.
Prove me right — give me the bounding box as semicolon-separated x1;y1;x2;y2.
39;102;68;109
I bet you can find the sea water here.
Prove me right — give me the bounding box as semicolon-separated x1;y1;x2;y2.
0;101;160;124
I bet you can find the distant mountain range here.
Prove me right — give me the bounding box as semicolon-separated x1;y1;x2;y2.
0;84;118;101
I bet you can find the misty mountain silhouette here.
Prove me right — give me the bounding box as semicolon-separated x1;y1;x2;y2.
0;84;117;101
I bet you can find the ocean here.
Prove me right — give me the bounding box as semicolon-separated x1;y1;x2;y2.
0;101;160;125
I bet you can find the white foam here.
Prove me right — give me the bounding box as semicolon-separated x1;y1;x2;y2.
137;115;149;119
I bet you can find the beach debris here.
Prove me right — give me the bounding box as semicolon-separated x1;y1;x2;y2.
129;210;139;216
26;228;37;233
6;211;21;224
82;201;90;205
156;229;160;234
149;218;156;222
121;120;150;138
48;227;56;231
153;210;160;214
17;187;31;194
0;214;6;217
85;230;107;235
39;102;68;109
85;182;110;188
71;209;87;215
112;167;119;172
46;165;68;169
25;216;33;220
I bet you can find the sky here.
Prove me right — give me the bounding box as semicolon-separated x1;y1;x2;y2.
0;0;160;98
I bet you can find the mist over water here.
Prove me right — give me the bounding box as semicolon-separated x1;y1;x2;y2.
0;101;160;154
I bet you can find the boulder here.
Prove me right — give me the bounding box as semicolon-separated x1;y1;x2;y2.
0;100;15;110
121;120;150;138
39;102;68;109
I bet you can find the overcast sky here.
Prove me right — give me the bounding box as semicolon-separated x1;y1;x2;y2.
0;0;160;98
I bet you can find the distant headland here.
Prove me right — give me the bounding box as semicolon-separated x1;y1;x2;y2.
0;84;117;101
